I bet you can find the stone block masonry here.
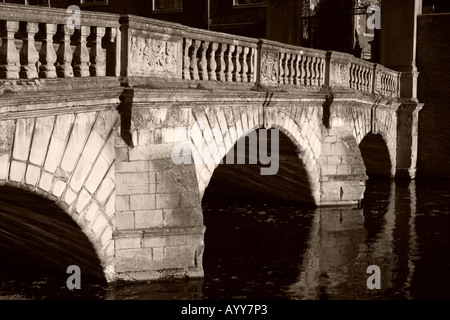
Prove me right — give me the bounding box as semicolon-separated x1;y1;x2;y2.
0;106;119;282
0;2;409;283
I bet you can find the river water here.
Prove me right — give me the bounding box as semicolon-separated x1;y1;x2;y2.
0;178;449;300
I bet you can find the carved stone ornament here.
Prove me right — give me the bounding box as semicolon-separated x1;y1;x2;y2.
334;63;349;84
130;36;178;77
261;51;278;83
375;72;382;93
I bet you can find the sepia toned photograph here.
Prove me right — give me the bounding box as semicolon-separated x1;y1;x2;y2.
0;0;449;305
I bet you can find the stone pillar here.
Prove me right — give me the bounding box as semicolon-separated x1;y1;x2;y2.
380;0;424;179
114;90;205;281
396;100;424;179
266;0;303;46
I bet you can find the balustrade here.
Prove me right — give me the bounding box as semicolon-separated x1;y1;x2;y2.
0;3;120;80
0;2;400;98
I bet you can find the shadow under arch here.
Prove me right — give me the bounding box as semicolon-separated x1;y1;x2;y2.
203;128;317;205
0;186;106;289
359;133;392;178
200;128;318;299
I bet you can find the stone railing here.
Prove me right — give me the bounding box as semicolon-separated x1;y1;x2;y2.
375;65;400;98
326;51;401;98
0;3;120;80
0;3;401;98
258;40;327;87
119;15;259;84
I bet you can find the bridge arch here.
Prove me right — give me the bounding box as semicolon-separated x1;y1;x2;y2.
0;110;118;281
190;105;322;205
350;106;397;178
0;184;106;281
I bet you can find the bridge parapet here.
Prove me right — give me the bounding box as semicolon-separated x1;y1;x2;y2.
0;3;401;99
0;3;120;80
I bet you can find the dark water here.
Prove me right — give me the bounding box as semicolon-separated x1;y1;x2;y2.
0;178;450;300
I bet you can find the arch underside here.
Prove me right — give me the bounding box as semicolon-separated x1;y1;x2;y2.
0;110;118;281
349;106;397;177
190;105;322;205
0;185;105;280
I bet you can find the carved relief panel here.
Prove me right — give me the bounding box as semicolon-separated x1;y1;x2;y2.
334;63;349;85
261;51;279;84
129;33;181;78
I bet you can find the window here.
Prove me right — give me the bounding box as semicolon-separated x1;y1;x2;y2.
80;0;108;6
153;0;183;11
233;0;265;7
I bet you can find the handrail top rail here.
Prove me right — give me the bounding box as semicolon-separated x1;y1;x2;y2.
0;3;120;27
259;38;328;57
122;14;259;46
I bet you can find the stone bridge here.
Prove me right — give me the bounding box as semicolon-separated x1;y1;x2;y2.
0;3;420;282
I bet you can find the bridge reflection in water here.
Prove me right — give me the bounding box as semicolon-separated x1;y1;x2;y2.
1;178;449;299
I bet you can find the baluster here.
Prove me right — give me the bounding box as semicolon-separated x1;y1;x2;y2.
362;68;367;91
55;25;74;78
359;65;364;90
0;21;20;79
284;53;290;84
190;40;201;80
198;41;209;80
359;66;364;90
299;55;306;85
216;43;227;81
38;23;58;79
279;52;285;84
183;38;192;80
104;27;118;77
293;54;301;86
233;46;242;82
360;66;365;90
89;26;106;77
285;53;291;84
305;56;311;86
311;56;318;86
289;53;297;84
240;46;249;83
246;47;255;82
73;26;90;77
389;76;392;95
353;64;358;89
208;42;218;81
349;63;354;88
225;44;235;82
318;58;325;85
19;22;39;79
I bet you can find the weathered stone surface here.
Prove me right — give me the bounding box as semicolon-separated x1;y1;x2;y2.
0;11;406;283
13;118;35;161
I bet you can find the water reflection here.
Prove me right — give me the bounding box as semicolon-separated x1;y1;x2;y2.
1;179;450;299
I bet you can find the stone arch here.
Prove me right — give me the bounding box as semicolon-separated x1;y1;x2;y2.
359;134;392;177
190;104;321;205
0;109;118;281
350;106;397;177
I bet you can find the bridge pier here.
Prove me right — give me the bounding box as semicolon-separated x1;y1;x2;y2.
318;126;367;207
395;100;424;179
114;94;205;281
